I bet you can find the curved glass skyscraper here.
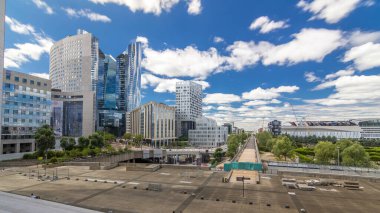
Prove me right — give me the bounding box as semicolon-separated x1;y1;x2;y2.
126;42;142;112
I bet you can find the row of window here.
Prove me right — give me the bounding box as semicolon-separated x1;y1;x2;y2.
5;73;47;87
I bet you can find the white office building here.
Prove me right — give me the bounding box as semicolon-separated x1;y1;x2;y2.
128;102;176;147
175;81;202;137
188;117;228;148
49;29;98;136
281;120;375;139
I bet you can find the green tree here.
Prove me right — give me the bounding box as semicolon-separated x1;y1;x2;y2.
256;131;273;151
78;136;90;148
342;143;370;167
60;137;69;151
133;134;144;150
226;135;239;158
35;124;55;158
213;148;224;163
96;131;116;143
271;136;293;160
314;141;335;164
89;133;105;149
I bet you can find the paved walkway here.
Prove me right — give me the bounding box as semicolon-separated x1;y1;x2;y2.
0;192;100;213
230;137;259;184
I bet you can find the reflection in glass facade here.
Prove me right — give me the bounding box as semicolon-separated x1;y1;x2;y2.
1;70;51;154
97;51;125;136
126;42;142;112
63;101;83;137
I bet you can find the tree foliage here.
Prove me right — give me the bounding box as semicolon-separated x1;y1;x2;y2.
78;136;90;149
60;137;75;151
342;143;370;167
256;131;273;151
314;141;335;164
35;124;55;156
213;148;224;163
89;133;105;149
271;136;293;160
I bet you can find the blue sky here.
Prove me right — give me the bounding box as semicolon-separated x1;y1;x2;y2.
4;0;380;130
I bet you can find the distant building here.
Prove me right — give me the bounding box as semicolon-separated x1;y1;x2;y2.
282;120;361;139
1;70;51;155
355;119;380;139
223;123;233;134
268;120;281;136
188;117;228;148
49;29;98;136
128;102;176;147
175;81;203;137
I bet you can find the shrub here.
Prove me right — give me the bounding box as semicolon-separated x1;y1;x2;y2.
50;157;58;164
23;153;37;159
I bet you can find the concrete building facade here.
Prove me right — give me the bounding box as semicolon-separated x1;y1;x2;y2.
128;102;176;147
1;70;51;155
175;81;202;137
49;29;97;137
188;117;228;148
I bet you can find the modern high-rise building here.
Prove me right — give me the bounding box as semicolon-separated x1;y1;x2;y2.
1;70;51;156
49;29;98;137
116;53;128;111
268;120;281;136
127;101;176;147
96;51;125;136
188;117;228;148
175;81;203;137
0;0;6;158
126;42;142;112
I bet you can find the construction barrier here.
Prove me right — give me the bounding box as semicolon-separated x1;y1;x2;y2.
224;162;262;172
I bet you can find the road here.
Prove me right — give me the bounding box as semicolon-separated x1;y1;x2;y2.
0;191;100;213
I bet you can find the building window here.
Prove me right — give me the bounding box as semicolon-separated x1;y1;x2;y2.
37;82;41;86
15;76;19;82
30;80;34;85
22;78;27;83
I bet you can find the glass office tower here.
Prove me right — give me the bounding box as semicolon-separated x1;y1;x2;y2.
97;51;125;136
126;42;142;112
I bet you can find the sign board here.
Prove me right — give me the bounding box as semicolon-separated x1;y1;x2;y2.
143;150;150;159
236;177;251;181
154;149;163;158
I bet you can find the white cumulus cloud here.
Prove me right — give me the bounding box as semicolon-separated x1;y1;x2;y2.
203;93;241;104
297;0;369;24
5;16;35;35
89;0;180;15
304;71;321;82
32;0;54;15
325;69;355;80
4;17;54;69
142;73;209;93
142;46;225;79
249;16;289;34
30;73;49;79
213;36;224;43
242;86;299;100
63;8;111;23
343;42;380;71
187;0;202;15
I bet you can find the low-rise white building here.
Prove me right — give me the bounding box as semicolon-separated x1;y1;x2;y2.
188;117;228;148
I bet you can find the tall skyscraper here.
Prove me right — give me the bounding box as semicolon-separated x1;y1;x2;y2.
116;53;128;111
97;50;125;136
49;29;98;137
175;81;203;137
126;42;141;112
0;0;6;157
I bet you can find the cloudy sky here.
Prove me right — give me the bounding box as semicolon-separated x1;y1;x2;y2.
4;0;380;130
